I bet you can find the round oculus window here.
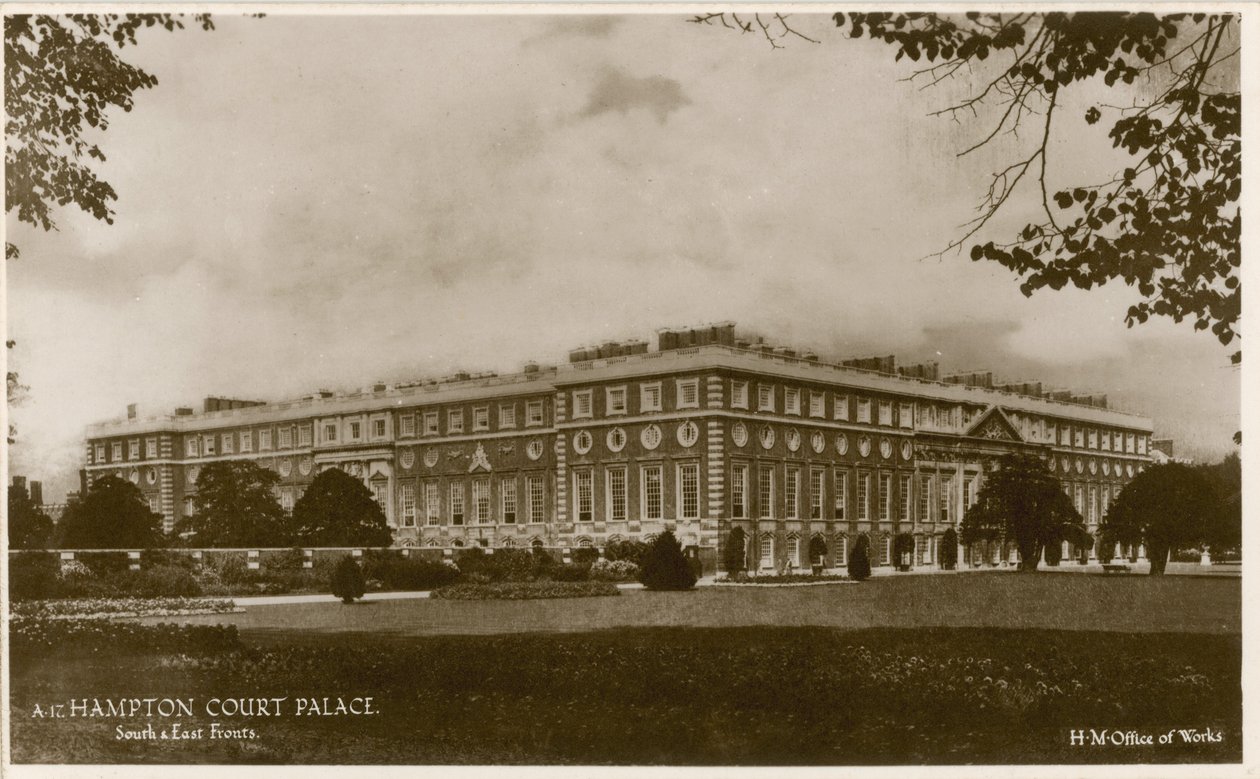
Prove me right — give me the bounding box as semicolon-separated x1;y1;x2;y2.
299;456;313;475
677;421;699;448
399;448;415;469
900;440;913;461
858;436;872;458
526;440;544;461
145;468;157;484
573;430;593;454
879;438;893;459
279;459;293;477
606;427;627;453
785;428;801;452
759;426;776;450
1048;457;1057;472
732;422;749;448
1088;459;1098;475
835;434;849;456
641;424;663;450
187;466;200;485
811;430;825;454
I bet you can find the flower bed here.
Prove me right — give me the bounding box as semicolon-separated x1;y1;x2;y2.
430;581;620;600
12;597;239;620
10;616;241;656
718;572;851;585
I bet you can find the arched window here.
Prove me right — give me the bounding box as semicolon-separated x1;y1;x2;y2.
578;538;593;548
759;534;774;569
531;539;544;550
787;535;801;568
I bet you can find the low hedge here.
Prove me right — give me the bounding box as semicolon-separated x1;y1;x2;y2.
721;572;851;585
430;581;620;600
12;597;236;619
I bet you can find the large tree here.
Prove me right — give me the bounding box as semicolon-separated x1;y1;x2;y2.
290;468;393;548
1099;462;1216;574
176;460;293;548
8;479;54;549
57;474;164;549
692;12;1240;361
5;13;214;259
1198;452;1241;555
960;453;1088;571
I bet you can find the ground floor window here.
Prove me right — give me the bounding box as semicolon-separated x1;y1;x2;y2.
759;535;774;569
835;535;847;566
880;535;891;566
787;535;800;568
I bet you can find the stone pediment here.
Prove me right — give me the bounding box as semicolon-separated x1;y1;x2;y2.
965;406;1024;443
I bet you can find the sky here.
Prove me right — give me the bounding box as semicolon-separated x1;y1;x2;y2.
5;11;1242;502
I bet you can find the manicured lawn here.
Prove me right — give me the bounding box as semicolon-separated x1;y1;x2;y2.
150;571;1241;637
9;574;1240;765
9;626;1240;764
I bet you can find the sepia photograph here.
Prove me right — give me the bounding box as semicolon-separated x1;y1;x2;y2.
2;4;1250;774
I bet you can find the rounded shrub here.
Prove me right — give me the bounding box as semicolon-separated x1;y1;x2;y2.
848;534;872;582
638;530;697;591
939;527;959;570
723;527;747;576
330;556;366;604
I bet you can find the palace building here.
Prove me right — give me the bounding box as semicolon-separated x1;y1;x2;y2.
82;323;1155;572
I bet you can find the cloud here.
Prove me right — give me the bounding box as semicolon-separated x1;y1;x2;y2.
528;16;622;44
578;67;691;124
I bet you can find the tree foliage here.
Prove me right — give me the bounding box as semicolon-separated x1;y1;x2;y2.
638;530;697;590
808;534;828;566
960;453;1088;572
290;468;393;548
176;460;292;548
694;12;1240;359
5;13;214;259
1100;462;1218;574
1197;452;1241;554
57;474;164;549
8;479;54;549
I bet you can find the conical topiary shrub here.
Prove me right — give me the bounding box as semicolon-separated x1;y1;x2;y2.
330;555;366;604
723;527;747;577
939;527;959;570
639;530;697;590
848;534;871;581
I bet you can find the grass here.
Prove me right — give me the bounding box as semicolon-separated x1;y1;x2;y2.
8;573;1241;765
9;626;1240;764
150;571;1241;637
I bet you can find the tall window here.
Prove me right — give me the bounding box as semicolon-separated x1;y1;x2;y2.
1088;485;1098;523
731;380;749;409
731;464;748;518
128;439;139;460
526;401;544;426
758;464;774;519
239;431;252;453
527;476;545;523
939;475;954;524
259;429;273;450
1100;487;1110;519
788;536;801;567
373;418;387;438
678;463;700;519
450;482;465;525
201;436;214;456
759;535;774;569
145;438;158;458
399;483;416;527
607;467;627;521
899;474;912;522
372;482;387;514
423;411;439;435
836;536;848;566
348;421;362;441
898;403;914;429
183;439;196;458
881;535;892;566
758;385;775;412
399;414;416;437
785;467;800;519
499;404;516;428
857;471;870;521
322;423;337;443
785;387;801;415
919;474;933;522
964;475;977;509
297;424;312;447
641;382;663;412
1088;429;1098;449
833;468;847;520
857;399;872;424
473;479;491;523
606;387;627;415
472;406;489;431
574;470;593;521
1074;484;1085;514
810;468;824;520
425;482;440;525
641;465;663;520
878;472;892;521
834;393;850;421
572;391;593;419
501;479;517;524
878;401;893;426
448;410;464;434
221;434;234;454
676;378;700;409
